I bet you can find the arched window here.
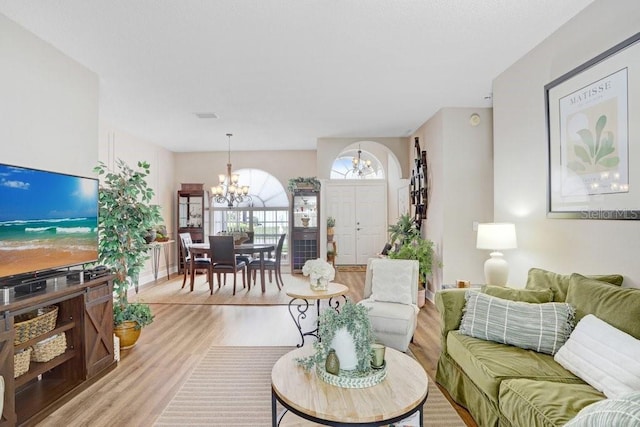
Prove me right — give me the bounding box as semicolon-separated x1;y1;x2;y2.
209;169;289;263
330;148;385;179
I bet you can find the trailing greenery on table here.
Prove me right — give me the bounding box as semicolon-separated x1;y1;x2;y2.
296;301;374;373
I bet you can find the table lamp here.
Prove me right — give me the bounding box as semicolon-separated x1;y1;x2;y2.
476;223;517;286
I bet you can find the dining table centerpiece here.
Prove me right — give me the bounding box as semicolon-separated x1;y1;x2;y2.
302;258;335;291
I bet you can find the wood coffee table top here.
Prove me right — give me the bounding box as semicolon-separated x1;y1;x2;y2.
271;346;428;425
285;282;348;300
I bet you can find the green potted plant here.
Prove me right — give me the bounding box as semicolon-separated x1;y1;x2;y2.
94;159;162;349
388;236;436;308
297;301;374;373
387;213;420;248
287;177;321;192
327;216;336;241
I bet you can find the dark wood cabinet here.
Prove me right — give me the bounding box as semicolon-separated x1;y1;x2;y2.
0;275;115;427
290;190;320;273
177;187;207;273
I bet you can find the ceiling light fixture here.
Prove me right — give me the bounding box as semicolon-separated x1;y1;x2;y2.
211;133;251;207
349;146;375;178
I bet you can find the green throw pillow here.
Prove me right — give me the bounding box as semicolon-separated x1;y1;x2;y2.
525;268;623;302
459;291;574;355
566;274;640;339
481;285;554;303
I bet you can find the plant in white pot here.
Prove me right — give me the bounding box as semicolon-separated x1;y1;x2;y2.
94;160;163;349
296;301;374;373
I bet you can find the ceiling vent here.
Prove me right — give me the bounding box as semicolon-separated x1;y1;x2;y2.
195;112;218;119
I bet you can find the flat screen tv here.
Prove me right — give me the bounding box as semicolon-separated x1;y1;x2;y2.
0;163;99;281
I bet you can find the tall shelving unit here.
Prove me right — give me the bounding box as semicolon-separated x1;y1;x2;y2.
177;184;208;273
290;189;320;273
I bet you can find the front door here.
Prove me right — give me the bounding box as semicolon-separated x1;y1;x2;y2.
325;182;387;265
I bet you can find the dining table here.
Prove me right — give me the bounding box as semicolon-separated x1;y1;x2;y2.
188;242;276;292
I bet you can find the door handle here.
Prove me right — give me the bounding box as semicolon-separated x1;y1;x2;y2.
356;228;361;231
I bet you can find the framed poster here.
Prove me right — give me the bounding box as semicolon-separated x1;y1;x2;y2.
546;32;640;219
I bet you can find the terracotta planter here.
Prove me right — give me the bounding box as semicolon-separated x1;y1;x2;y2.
327;227;335;242
114;320;142;350
417;288;426;308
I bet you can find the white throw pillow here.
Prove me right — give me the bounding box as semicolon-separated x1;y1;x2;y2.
370;261;413;305
554;314;640;399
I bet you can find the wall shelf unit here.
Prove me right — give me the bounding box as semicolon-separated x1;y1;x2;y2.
290;189;320;273
177;184;208;273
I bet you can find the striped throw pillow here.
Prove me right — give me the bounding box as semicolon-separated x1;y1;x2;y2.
565;391;640;427
459;291;575;355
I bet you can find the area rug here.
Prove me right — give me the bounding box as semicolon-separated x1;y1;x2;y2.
154;346;465;427
336;264;367;272
132;273;311;306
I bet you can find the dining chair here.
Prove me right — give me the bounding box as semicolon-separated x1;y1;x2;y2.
179;232;211;291
248;233;286;290
209;235;247;295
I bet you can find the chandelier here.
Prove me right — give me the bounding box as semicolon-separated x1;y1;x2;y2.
350;147;375;178
211;133;252;207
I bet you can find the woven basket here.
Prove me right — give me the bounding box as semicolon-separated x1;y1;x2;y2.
14;305;59;345
14;348;31;378
31;333;67;363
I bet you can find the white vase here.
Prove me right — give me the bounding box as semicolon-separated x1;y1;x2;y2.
330;327;358;371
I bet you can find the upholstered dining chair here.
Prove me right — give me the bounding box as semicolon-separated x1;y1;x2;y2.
179;232;211;291
209;235;247;295
247;233;286;290
357;258;419;352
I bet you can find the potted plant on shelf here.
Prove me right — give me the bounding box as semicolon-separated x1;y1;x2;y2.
388;235;436;308
94;159;163;350
327;216;336;242
287;177;321;192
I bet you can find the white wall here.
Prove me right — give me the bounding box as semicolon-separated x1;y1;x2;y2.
412;108;494;295
0;13;98;176
493;0;640;288
99;123;176;284
1;13;176;287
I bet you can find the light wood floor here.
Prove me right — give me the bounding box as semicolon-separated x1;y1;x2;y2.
38;270;476;427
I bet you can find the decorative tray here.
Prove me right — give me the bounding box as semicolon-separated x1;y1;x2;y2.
316;362;387;388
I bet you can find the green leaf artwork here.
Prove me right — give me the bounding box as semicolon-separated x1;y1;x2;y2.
569;114;619;172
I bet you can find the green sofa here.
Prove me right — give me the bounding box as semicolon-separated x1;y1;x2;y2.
434;269;639;427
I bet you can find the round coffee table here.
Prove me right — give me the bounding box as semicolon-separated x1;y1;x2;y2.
286;282;349;347
271;346;429;426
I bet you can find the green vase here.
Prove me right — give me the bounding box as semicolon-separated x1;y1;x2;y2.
325;349;340;375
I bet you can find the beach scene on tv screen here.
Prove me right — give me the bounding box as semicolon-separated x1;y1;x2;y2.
0;164;99;278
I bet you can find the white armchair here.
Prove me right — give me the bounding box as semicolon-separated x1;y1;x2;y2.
357;258;420;352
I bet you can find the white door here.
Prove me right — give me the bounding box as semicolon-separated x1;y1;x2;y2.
325;182;387;265
354;185;387;263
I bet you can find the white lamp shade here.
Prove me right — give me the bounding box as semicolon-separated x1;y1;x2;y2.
476;223;517;250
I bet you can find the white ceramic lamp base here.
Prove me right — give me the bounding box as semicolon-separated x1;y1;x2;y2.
484;252;509;286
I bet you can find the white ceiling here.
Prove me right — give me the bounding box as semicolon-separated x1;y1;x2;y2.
0;0;594;152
